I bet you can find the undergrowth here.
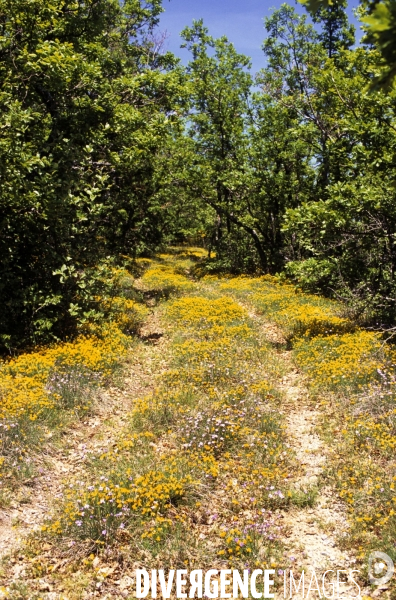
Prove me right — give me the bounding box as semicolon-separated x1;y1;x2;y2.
3;249;327;600
0;261;152;493
216;272;396;579
2;249;396;597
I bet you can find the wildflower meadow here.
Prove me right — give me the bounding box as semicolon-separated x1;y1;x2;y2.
0;249;395;598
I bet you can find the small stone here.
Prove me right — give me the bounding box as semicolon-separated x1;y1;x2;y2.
42;543;52;551
38;579;51;591
119;576;134;591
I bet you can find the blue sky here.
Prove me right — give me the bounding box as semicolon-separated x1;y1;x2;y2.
159;0;361;74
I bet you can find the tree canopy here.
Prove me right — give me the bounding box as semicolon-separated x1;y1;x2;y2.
2;0;396;352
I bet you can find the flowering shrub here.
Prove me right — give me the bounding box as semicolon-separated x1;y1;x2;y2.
218;527;255;559
276;304;352;339
43;465;193;545
98;296;148;334
0;325;131;484
167;296;245;327
141;266;194;294
294;331;387;390
217;511;284;563
219;276;350;339
40;259;295;573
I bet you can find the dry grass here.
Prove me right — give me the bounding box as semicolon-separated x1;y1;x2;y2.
1;250;396;598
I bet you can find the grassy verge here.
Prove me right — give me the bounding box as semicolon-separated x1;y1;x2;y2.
6;252;317;599
0;249;204;497
216;272;396;587
0;264;151;497
3;250;396;597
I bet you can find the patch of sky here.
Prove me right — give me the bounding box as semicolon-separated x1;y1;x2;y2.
159;0;362;76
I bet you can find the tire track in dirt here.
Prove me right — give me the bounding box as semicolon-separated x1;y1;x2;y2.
235;302;365;598
0;283;371;598
0;312;168;568
279;363;352;571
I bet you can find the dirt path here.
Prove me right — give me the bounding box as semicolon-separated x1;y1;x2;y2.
0;287;370;598
276;355;370;598
0;312;167;566
240;303;365;598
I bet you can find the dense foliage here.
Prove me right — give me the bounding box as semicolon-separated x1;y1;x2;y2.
179;5;396;325
0;0;185;351
2;0;396;351
300;0;396;87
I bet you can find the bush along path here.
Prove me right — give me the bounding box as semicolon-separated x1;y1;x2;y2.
0;309;167;553
0;250;394;599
